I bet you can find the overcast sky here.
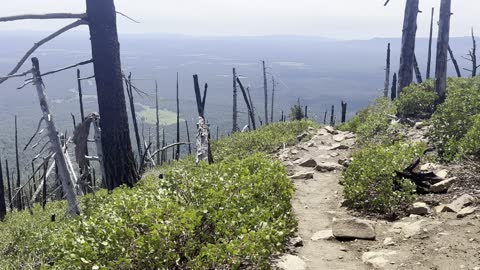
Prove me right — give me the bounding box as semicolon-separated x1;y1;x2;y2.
0;0;478;39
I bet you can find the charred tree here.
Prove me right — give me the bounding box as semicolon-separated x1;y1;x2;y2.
193;75;213;165
398;0;419;94
86;0;138;189
185;120;192;155
5;160;12;212
155;80;161;165
304;106;308;119
77;69;86;121
330;105;335;126
271;76;276;123
435;0;452;103
448;45;462;78
125;73;143;165
323;110;327;125
175;72;180;161
236;78;257;130
426;7;435;79
0;157;6;220
413;54;423;83
232;68;239;132
341;101;348;123
384;43;391;97
262;60;269;125
463;28;479;77
391;73;398;100
14;116;22;211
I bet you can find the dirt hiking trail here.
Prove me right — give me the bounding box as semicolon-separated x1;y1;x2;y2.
273;126;480;270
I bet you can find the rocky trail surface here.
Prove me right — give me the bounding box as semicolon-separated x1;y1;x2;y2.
273;126;480;270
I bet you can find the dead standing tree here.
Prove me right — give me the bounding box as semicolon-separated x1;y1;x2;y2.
232;68;239;133
262;61;269;125
384;43;391;97
435;0;452;103
426;7;435;79
193;75;213;165
447;45;462;78
236;78;257;130
125;73;143;163
0;157;6;221
463;28;479;77
175;72;181;161
413;54;423;83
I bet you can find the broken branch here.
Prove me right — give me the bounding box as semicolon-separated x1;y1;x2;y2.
0;13;86;22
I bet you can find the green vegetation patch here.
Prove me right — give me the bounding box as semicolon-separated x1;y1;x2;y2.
138;104;181;126
395;80;437;119
0;120;316;269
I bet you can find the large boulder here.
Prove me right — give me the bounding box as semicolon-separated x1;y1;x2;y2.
332;218;376;240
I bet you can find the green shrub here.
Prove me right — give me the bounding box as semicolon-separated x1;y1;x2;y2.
458;114;480;159
343;142;425;216
395;80;437;118
430;77;480;160
289;104;305;121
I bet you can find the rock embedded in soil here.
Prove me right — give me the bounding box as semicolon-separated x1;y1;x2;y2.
311;229;334;241
316;162;343;172
420;163;439;171
298;158;318;168
324;126;338;135
383;237;395;246
410;202;431;215
362;250;397;269
333;134;346;142
445;194;475;213
275;254;306;270
297;132;308;141
457;207;477;218
288;236;304;247
434;169;449;179
430;177;457;193
329;143;349;151
332;218;376;240
291;172;314;180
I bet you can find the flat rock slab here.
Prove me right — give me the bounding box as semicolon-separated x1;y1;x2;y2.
275;254;306;270
298;158;317;168
333;134;346;142
410;202;430;215
324;126;338;135
362;250;397;269
434;169;449;179
430;177;457;193
316;162;343;172
311;229;334;241
446;194;475;213
291;172;314;180
390;220;424;238
457;207;477;218
332;218;376;240
329;143;350;151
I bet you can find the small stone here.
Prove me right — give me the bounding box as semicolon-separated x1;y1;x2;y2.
329;152;339;157
383;237;395;246
298;158;317;168
291;172;314;180
435;204;452;213
275;254;306;270
338;255;344;259
316;162;343;172
362;250;397;269
332;218;376;240
288;236;304;247
324;126;338;134
457;207;477;218
329;143;350;151
410;202;430;215
311;230;334;241
307;141;315;147
434;169;449;179
420;163;439;171
333;134;346;142
445;194;475;213
430;177;457;193
297;132;308;141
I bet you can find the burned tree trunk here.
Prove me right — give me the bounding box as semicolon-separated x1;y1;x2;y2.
31;57;80;216
413;54;423;83
330;105;335;126
463;28;479;77
232;68;239;132
5;160;12;211
341;101;347;123
426;7;435;79
155;80;161;165
398;0;419;94
175;72;180;161
236;78;257;130
86;0;138;189
193;75;213;165
435;0;452;103
304;106;308;119
384;43;391;97
262;60;269;125
77;69;85;121
14;116;22;210
0;157;6;220
391;72;398;101
323;110;327;125
448;45;462;78
271;76;275;123
185;120;192;155
125;73;143;165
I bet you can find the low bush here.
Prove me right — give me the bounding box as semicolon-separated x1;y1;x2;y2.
458;114;480;159
343;142;425;216
395;80;437;118
430;77;480;160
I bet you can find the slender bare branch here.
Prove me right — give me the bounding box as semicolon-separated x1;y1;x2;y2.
116;11;140;23
41;59;93;77
0;69;32;81
151;142;191;158
384;0;391;6
79;75;95;81
0;19;87;85
24;117;45;151
0;13;86;22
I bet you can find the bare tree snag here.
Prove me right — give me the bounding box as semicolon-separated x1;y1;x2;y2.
0;19;86;85
236;78;257;130
463;28;479;77
341;101;348;123
0;13;86;22
413;54;423;83
262;61;269;125
448;45;462;77
86;0;139;189
398;0;419;95
391;72;398;100
271;76;276;122
31;58;80;216
305;106;308;119
435;0;452;102
323;110;327;125
77;69;86;121
155;80;161;165
185;120;192;155
0;157;6;221
193;75;213;165
330;105;335;126
42;161;47;210
125;73;143;163
232;68;239;132
14;116;22;210
384;43;391;97
426;7;435;79
176;72;180;161
5;160;12;212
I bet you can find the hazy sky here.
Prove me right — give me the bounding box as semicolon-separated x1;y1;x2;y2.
0;0;478;39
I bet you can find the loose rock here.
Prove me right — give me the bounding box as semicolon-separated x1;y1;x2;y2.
383;237;395;246
333;134;346;142
457;207;477;218
291;172;314;180
445;194;475;213
434;169;449;179
410;202;430;215
297;132;308;141
362;250;397;269
298;158;317;168
316;162;343;172
311;229;334;241
288;236;304;247
275;254;306;270
329;143;349;151
430;177;457;193
324;126;338;134
332;218;376;240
